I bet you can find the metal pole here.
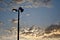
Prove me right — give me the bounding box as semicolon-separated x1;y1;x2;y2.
17;10;20;40
12;7;24;40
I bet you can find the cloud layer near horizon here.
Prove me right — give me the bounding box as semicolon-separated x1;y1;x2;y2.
0;24;60;40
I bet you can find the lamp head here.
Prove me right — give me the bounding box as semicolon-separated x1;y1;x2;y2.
12;9;17;12
12;7;24;13
19;7;24;12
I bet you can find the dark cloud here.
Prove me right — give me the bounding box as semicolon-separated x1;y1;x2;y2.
47;34;60;38
45;24;60;34
0;0;3;2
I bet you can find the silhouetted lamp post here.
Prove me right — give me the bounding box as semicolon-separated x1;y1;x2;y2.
12;7;24;40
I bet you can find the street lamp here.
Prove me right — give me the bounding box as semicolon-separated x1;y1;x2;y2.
12;7;24;40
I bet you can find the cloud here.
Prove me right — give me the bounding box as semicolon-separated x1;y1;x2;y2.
45;24;60;34
0;21;3;25
9;18;18;24
54;22;60;25
0;0;3;2
0;7;3;11
0;27;17;40
0;27;18;40
24;5;33;8
10;0;52;8
26;13;30;16
0;0;52;11
32;0;52;8
13;0;25;4
0;0;12;11
0;26;60;40
12;20;18;24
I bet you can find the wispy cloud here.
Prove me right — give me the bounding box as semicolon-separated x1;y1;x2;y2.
12;0;25;4
9;18;18;24
0;0;52;11
13;0;52;8
0;21;3;25
0;27;17;40
26;13;30;16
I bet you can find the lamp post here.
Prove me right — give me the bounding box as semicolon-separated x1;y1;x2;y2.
12;7;24;40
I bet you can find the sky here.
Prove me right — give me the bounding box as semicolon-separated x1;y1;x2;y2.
0;0;60;29
0;0;60;40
